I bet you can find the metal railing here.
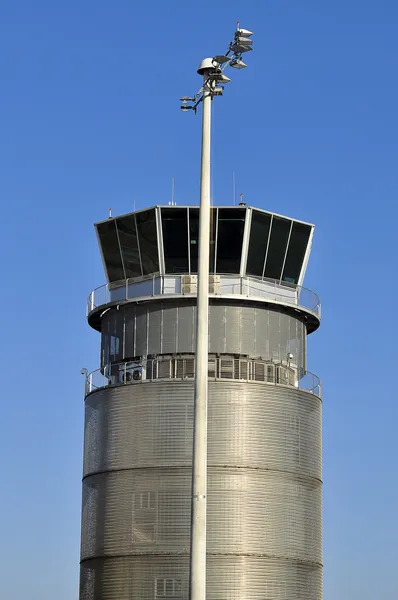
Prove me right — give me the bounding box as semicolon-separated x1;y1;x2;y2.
84;356;321;398
86;274;320;318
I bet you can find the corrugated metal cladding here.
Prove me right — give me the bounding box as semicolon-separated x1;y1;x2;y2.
83;383;321;479
81;382;322;600
82;469;321;561
80;556;321;600
101;300;306;370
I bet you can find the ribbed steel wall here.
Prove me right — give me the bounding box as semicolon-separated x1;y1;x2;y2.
80;381;322;599
101;300;307;372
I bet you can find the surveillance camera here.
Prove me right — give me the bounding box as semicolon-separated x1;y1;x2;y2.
287;353;294;360
81;368;87;375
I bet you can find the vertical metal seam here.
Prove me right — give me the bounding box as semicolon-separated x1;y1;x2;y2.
176;305;179;354
123;309;126;358
133;307;137;356
160;304;164;354
156;206;166;275
146;305;149;356
187;207;191;274
240;207;252;277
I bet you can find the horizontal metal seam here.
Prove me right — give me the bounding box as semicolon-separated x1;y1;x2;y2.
80;553;323;568
85;379;322;401
82;464;322;485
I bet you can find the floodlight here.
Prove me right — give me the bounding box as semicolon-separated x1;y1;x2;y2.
235;36;253;47
236;28;254;37
180;96;195;102
231;43;253;54
213;55;230;65
208;73;231;83
180;105;193;111
230;59;247;69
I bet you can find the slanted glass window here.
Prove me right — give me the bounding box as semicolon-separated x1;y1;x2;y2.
263;216;291;280
96;220;125;282
116;215;142;279
188;207;216;273
136;209;159;275
161;208;189;273
282;222;311;284
246;210;272;277
216;208;246;273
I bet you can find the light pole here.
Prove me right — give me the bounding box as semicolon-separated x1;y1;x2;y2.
181;23;254;600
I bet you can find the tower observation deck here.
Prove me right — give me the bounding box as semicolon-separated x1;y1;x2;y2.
80;204;322;600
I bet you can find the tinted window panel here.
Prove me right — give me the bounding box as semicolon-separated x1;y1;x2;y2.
216;208;246;273
188;207;216;273
96;220;125;282
282;222;311;284
136;209;159;275
263;217;291;280
246;211;272;276
116;215;142;279
161;208;189;273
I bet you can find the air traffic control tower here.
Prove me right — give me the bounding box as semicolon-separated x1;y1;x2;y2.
80;205;322;600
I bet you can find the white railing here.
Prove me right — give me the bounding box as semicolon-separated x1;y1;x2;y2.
84;356;321;398
87;274;320;318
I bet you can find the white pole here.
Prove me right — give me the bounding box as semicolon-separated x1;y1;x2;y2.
189;76;211;600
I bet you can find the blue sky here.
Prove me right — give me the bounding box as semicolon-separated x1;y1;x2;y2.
0;1;397;598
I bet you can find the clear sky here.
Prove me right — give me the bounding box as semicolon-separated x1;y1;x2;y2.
0;1;397;598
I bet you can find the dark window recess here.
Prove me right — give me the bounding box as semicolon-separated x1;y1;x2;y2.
96;220;125;282
161;208;189;273
263;217;291;280
282;222;311;284
116;215;142;279
216;208;245;273
135;209;159;275
246;210;272;276
188;207;216;273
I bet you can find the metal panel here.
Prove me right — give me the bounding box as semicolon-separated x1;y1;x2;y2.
240;306;255;357
208;305;226;354
135;305;148;357
225;305;240;353
80;555;322;600
176;304;195;353
81;468;321;561
253;307;268;358
101;302;306;370
148;305;162;355
83;383;322;481
161;305;178;354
